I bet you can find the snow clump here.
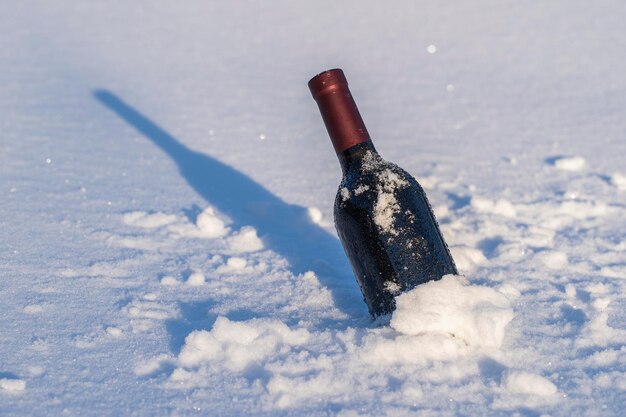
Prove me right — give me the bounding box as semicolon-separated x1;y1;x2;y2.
502;370;558;396
390;275;514;349
610;172;626;190
186;271;205;286
0;378;26;393
373;169;409;235
553;156;586;171
176;317;311;372
227;226;264;252
196;206;228;238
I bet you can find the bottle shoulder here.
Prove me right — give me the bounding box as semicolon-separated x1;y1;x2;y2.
336;156;422;206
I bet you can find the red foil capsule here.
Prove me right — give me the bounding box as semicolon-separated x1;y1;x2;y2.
308;69;371;154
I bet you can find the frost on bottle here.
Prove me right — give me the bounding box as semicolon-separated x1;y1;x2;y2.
309;68;458;317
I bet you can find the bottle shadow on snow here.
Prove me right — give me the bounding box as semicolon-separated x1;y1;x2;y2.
93;90;364;327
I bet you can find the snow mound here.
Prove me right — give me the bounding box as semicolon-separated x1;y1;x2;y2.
503;370;558;396
227;226;264;253
535;250;569;269
390;275;514;349
610;172;626;190
0;378;26;393
186;271;205;286
177;317;311;372
553;156;586;171
196;206;228;238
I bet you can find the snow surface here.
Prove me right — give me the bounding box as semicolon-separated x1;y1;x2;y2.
1;1;625;416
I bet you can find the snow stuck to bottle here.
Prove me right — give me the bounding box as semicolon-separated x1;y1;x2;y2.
390;275;514;348
372;169;408;235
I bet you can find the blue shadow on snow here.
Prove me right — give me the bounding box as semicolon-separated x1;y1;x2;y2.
93;90;363;319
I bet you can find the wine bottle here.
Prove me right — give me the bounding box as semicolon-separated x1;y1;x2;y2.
308;68;458;317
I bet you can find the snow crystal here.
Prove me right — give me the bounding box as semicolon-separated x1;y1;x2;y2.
390;275;514;349
0;378;26;393
553;156;586;171
196;206;228;238
227;226;263;252
502;370;558;396
427;44;437;53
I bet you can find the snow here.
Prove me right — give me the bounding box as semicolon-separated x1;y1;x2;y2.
610;172;626;190
0;379;26;393
390;275;514;349
552;156;587;172
185;271;206;286
195;206;229;238
502;370;558;396
2;0;626;416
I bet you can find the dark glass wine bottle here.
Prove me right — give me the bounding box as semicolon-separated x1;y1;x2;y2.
309;68;458;317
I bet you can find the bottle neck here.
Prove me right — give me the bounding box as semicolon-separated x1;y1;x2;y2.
309;69;371;154
337;140;379;175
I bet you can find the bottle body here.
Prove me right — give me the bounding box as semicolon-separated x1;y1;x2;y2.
334;141;457;316
309;68;457;316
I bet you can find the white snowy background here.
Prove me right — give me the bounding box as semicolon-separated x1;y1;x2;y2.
1;1;625;416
